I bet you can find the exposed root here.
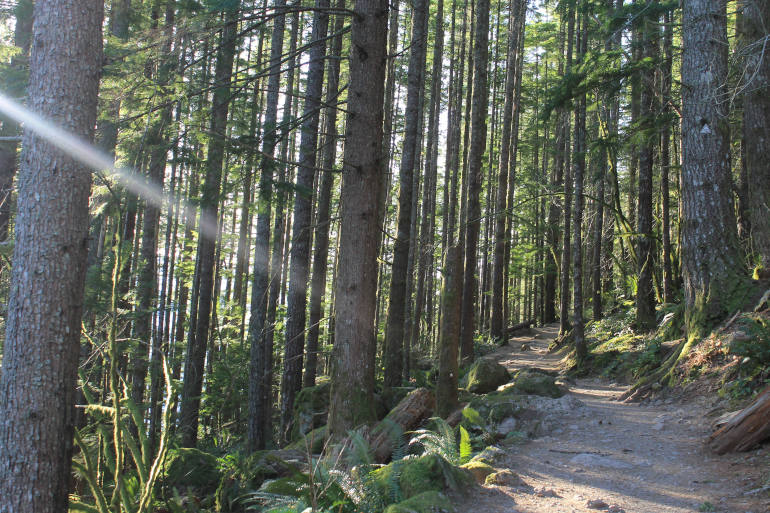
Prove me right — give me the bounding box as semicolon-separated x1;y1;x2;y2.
620;337;693;402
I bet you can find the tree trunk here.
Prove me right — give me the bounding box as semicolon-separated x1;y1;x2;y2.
437;246;462;418
559;4;575;338
179;3;240;447
328;0;387;438
0;1;102;511
132;0;176;420
742;0;770;268
281;0;329;441
491;0;526;340
572;12;587;359
304;0;345;389
383;0;429;388
680;0;743;338
246;0;287;453
460;0;490;363
661;9;674;304
636;7;657;331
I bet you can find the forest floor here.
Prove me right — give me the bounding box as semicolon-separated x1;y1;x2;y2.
451;324;770;513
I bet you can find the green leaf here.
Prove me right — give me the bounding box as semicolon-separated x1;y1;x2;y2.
459;426;471;464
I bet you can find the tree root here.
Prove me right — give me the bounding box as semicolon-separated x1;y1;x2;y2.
620;337;695;402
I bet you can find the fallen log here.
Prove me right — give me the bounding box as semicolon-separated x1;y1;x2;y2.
505;320;534;336
368;387;435;463
708;386;770;454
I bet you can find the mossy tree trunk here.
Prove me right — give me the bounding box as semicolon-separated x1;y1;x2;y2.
680;0;744;339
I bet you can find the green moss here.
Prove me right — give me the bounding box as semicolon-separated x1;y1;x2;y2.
370;453;472;502
470;446;506;466
286;425;329;454
463;359;511;394
505;370;563;398
686;276;754;342
459;460;495;484
162;447;220;495
259;475;309;497
291;377;331;440
383;491;456;513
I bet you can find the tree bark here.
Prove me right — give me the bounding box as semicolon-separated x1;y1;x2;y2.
437;246;462;418
742;0;770;268
0;1;102;511
708;386;770;454
247;0;287;453
281;0;329;442
460;0;490;363
636;7;657;331
491;0;526;340
383;0;429;388
328;0;387;438
368;388;435;463
680;0;743;338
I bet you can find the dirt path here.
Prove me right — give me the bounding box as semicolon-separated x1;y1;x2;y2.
452;324;770;513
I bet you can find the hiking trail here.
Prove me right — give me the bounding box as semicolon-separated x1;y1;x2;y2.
451;324;769;513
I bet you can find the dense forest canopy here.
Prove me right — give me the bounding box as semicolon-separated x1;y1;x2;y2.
0;0;768;511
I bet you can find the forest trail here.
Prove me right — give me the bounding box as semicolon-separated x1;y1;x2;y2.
451;324;770;513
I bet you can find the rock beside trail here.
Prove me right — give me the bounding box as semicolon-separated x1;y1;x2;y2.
464;359;511;394
485;469;527;487
503;369;565;398
587;498;609;509
460;460;496;484
370;453;472;501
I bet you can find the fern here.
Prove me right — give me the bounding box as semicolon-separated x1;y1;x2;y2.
408;418;460;464
459;426;472;463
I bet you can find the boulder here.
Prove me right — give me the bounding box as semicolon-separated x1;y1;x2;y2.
163;447;220;495
459;460;495;484
370;453;472;501
470;446;506;466
291;377;331;440
485;469;526;487
503;369;564;398
464;359;511;394
383;491;456;513
286;425;329;454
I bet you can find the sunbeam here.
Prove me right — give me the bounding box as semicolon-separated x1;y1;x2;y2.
0;93;219;240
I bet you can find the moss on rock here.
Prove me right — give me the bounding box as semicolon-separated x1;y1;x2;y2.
463;359;511;394
504;370;564;398
459;460;495;484
484;469;526;487
383;491;456;513
258;474;309;497
291;377;331;440
370;453;472;502
162;447;220;495
286;424;329;454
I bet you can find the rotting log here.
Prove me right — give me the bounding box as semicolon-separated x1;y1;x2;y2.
368;387;435;462
708;386;770;454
